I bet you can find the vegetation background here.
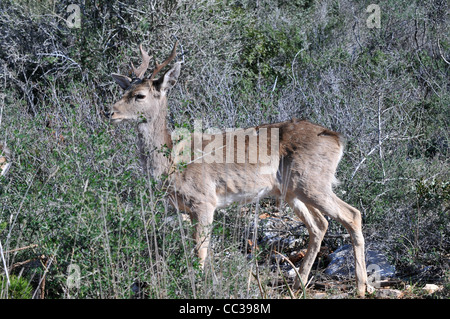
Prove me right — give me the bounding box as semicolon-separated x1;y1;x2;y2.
0;0;448;299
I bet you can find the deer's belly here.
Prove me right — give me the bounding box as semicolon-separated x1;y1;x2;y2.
215;185;275;208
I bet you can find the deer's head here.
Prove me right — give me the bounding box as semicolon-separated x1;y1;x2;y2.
108;41;181;123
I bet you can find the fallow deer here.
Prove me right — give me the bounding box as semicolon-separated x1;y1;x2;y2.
108;41;369;297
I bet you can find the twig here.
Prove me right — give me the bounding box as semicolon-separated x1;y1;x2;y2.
36;52;81;71
39;256;54;299
32;253;57;299
437;39;450;65
276;261;295;299
377;94;386;179
273;250;306;298
9;258;37;271
5;244;38;254
171;34;185;64
291;48;306;85
0;240;10;287
271;76;278;92
0;95;3;128
351;135;389;180
251;269;266;299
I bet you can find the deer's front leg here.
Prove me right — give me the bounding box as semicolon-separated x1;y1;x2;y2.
190;202;215;268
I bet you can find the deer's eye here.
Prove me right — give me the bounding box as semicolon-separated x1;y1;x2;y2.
135;94;146;100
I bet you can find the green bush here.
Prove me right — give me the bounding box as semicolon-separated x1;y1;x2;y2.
1;275;33;299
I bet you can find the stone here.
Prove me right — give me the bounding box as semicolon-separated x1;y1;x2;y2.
312;292;328;299
422;284;442;294
325;244;396;280
375;289;403;299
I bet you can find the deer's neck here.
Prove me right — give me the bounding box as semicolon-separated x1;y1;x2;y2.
137;107;172;180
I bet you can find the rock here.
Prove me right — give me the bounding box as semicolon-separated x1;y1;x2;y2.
249;212;307;254
287;267;298;279
375;289;403;299
401;265;444;283
329;293;350;299
289;249;307;264
422;284;442;294
312;292;328;299
325;244;396;280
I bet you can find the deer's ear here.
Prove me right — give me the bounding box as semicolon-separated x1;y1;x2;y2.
112;73;132;90
159;62;181;93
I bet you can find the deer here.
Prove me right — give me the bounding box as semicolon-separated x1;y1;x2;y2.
107;41;369;297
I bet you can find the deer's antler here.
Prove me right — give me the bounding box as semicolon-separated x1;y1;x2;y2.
149;41;178;81
131;44;151;79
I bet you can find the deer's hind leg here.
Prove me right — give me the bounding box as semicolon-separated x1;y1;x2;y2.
294;189;367;297
286;195;328;290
